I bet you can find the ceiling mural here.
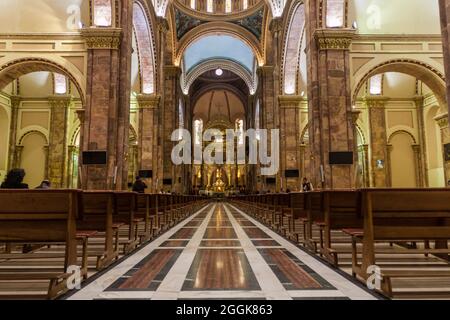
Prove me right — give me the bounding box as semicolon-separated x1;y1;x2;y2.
174;6;265;41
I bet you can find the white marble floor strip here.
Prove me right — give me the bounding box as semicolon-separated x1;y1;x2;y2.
151;204;216;300
228;203;377;300
223;204;292;300
67;204;213;300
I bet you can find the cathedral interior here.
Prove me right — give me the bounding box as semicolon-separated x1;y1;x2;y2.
1;0;450;302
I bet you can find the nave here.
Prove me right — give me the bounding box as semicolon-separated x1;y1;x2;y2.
67;203;376;300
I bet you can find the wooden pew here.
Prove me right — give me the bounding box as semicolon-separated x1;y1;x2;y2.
321;190;362;266
287;192;308;244
348;188;450;297
0;189;88;299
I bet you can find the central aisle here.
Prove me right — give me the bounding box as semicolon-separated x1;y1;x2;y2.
67;203;377;300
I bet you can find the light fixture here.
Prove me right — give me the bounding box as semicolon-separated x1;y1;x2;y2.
215;68;223;76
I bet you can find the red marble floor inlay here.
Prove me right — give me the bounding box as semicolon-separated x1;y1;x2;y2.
242;227;271;239
204;227;237;239
170;228;197;239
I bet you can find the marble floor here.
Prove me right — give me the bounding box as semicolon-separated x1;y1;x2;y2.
66;202;378;300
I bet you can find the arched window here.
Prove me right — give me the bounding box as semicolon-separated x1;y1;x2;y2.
194;119;203;145
207;0;214;13
190;0;196;10
255;99;261;140
236;119;244;145
369;74;383;95
326;0;345;28
93;0;112;27
225;0;232;13
243;0;248;10
54;73;67;94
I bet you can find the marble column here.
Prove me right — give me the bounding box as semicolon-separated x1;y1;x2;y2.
305;0;357;189
7;96;20;170
47;95;72;188
79;0;132;190
412;144;425;187
278;95;303;190
435;113;450;185
137;94;160;193
365;96;389;187
414;95;429;187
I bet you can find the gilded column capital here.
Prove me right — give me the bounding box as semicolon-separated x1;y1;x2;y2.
363;95;389;108
349;110;361;124
10;95;21;108
48;95;72;108
81;27;122;49
76;109;86;123
435;113;449;129
269;17;283;34
258;65;275;76
278;95;304;108
136;94;161;109
314;28;356;50
157;17;170;33
164;65;181;77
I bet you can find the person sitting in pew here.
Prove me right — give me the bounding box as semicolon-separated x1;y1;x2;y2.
0;168;28;189
301;177;314;192
132;176;147;193
36;180;51;189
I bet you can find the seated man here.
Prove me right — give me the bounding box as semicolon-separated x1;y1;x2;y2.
0;168;29;189
132;176;147;193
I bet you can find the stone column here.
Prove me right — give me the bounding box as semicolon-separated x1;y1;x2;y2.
48;95;72;188
43;145;49;180
7;96;20;170
412;144;425;187
386;144;394;187
414;95;429;187
67;145;77;188
13;145;23;169
137;94;160;193
278;95;303;190
365;96;389;187
80;0;132;190
435;113;450;185
439;0;450;127
305;0;357;189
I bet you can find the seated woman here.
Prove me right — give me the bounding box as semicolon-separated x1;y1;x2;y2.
0;168;29;189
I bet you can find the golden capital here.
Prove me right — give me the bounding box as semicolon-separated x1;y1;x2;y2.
81;27;122;49
48;95;72;108
269;17;283;34
435;113;449;129
314;28;356;50
10;95;21;108
137;94;160;109
164;65;181;77
349;110;361;124
278;95;304;108
157;17;170;33
363;95;389;108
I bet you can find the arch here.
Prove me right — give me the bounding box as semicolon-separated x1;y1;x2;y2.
156;0;285;18
0;57;86;106
355;122;366;145
388;129;417;145
92;0;113;27
133;1;157;94
389;130;417;188
70;125;81;146
18;129;49;146
175;22;264;68
282;1;305;95
183;59;256;94
352;59;446;108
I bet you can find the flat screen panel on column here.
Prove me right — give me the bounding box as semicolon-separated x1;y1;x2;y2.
82;151;107;165
329;152;354;165
138;170;153;178
285;170;300;178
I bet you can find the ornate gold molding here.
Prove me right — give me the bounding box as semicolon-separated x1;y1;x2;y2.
363;95;389;108
48;95;72;108
314;28;356;50
137;94;160;109
435;113;449;129
278;95;304;108
81;27;122;49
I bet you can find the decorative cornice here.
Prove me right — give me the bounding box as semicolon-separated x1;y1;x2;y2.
80;27;122;49
9;95;21;108
136;94;160;109
164;65;181;76
278;95;304;108
435;113;449;129
157;17;170;33
314;28;356;50
48;95;72;107
363;95;389;108
349;110;361;124
269;17;283;34
258;65;275;76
